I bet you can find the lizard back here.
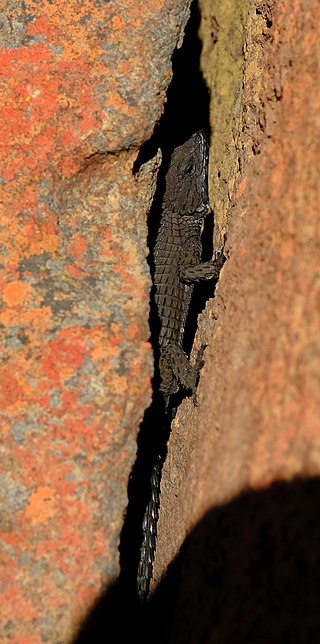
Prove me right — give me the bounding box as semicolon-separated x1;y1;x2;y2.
153;130;210;396
136;131;224;601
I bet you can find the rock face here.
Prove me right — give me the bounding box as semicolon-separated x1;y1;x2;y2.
0;1;191;641
151;1;320;641
1;0;319;641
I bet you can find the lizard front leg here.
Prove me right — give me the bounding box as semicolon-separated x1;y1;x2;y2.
182;250;225;283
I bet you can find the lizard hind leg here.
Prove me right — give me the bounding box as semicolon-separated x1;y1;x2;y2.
167;341;201;394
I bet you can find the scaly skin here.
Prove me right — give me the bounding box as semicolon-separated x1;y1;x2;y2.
136;131;224;601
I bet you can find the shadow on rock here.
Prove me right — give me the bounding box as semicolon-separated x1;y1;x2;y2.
74;476;320;643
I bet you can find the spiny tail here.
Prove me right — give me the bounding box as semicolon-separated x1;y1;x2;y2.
136;452;162;602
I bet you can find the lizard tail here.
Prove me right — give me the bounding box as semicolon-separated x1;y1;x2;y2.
136;452;162;602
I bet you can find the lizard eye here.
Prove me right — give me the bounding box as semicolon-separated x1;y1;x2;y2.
184;162;196;176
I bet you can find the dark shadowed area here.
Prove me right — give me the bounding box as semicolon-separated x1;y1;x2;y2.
75;477;320;643
118;0;214;608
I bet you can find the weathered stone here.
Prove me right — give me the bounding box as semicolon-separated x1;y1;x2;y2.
153;5;320;640
0;1;191;641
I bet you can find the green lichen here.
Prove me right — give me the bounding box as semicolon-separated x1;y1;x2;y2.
199;0;251;240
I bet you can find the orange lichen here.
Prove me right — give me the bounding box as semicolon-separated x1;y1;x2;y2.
41;329;87;383
68;233;87;260
0;588;38;622
65;264;89;279
25;487;56;524
0;368;26;410
0;305;52;330
3;281;33;307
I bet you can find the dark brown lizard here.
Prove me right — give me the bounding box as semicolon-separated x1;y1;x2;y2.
136;131;224;601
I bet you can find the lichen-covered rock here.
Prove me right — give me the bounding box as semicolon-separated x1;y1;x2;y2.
0;1;191;641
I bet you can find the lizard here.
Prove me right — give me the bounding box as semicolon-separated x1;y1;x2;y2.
136;130;225;602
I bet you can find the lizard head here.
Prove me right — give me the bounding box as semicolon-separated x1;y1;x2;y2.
162;130;210;217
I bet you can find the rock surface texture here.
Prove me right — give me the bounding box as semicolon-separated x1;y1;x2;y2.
151;1;320;642
0;1;191;641
1;0;320;641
